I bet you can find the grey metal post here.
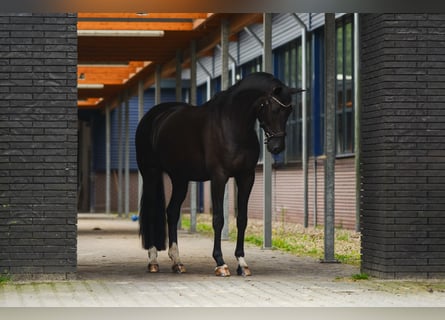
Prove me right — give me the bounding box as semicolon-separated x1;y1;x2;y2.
189;39;197;233
105;104;111;214
138;80;144;215
124;93;130;217
117;97;123;216
221;18;230;240
353;13;361;233
292;13;309;228
155;64;162;105
176;49;183;229
263;13;273;249
176;49;183;102
322;13;338;263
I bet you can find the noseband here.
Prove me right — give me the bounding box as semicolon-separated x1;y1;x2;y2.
259;95;292;144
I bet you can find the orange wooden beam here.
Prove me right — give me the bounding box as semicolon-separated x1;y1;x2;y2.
78;61;148;85
78;21;194;31
78;13;209;19
78;98;103;109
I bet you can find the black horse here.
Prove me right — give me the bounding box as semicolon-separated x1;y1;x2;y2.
135;72;303;276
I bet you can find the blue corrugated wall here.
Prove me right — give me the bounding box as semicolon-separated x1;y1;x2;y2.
92;88;177;172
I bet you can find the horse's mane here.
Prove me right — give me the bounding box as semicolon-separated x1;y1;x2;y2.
201;72;277;109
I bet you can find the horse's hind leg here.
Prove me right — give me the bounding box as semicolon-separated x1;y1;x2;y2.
211;175;230;276
167;179;188;273
234;171;255;276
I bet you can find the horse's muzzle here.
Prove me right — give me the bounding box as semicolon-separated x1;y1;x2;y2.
266;138;285;155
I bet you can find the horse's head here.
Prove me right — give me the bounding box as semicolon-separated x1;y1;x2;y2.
257;85;304;154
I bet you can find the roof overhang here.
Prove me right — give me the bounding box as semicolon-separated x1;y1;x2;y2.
77;13;263;109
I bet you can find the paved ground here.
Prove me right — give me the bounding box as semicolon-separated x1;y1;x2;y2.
1;213;445;307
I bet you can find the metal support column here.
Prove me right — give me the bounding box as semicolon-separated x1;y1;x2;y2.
189;40;197;233
353;13;361;233
117;97;123;216
155;64;161;105
262;13;273;249
176;50;183;102
292;13;309;228
105;104;111;214
138;80;144;215
221;18;230;240
322;13;338;263
124;93;130;217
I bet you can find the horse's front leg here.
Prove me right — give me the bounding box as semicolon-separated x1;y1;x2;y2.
167;179;188;273
234;171;255;276
211;175;230;276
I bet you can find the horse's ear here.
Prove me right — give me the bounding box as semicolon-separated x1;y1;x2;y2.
273;87;282;96
290;88;306;94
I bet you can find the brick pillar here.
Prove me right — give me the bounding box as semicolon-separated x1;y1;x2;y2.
360;14;445;278
0;13;78;279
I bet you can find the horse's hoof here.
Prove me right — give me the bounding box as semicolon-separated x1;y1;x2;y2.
215;264;231;277
148;263;159;273
172;263;186;274
236;265;252;277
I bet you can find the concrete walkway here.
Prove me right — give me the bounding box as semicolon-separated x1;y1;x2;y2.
1;214;444;307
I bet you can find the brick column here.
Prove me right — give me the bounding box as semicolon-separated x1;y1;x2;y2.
360;14;445;278
0;13;78;279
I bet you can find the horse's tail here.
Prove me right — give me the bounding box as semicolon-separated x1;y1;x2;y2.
136;106;167;251
139;169;167;251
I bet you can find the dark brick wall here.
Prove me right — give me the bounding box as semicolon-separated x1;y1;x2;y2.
360;13;445;278
0;13;77;279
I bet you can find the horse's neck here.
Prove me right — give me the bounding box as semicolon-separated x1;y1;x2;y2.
230;88;264;124
221;97;258;130
216;90;263;137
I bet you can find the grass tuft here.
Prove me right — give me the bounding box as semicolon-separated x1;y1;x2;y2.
0;272;11;285
351;273;369;280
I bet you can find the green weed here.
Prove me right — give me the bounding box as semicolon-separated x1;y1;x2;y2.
0;272;11;285
351;273;369;280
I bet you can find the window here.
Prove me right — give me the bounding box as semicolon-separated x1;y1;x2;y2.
336;16;354;155
236;57;262;79
274;39;304;164
311;28;325;157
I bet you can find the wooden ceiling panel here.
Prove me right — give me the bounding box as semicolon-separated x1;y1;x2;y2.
78;62;148;85
77;13;261;109
78;31;202;63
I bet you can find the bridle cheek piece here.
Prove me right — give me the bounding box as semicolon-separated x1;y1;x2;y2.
259;95;291;144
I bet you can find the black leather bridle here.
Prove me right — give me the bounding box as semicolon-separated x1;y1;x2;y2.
258;95;292;144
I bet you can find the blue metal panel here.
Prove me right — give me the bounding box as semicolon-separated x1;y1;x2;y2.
93;88;177;172
197;83;207;105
